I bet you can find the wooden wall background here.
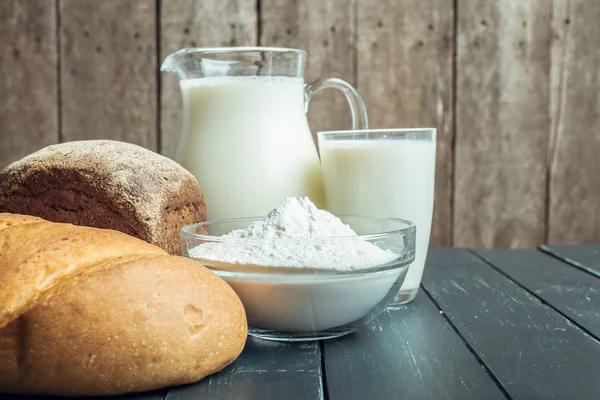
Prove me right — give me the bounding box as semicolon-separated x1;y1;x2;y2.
1;0;599;249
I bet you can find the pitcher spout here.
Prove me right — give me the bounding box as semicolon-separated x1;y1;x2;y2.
160;48;236;80
160;51;182;75
160;48;201;79
160;54;175;73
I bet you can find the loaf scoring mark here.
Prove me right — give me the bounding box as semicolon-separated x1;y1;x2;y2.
37;261;78;289
183;304;205;337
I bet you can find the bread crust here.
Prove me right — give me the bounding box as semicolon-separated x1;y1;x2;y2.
0;140;206;254
0;214;247;396
0;215;166;328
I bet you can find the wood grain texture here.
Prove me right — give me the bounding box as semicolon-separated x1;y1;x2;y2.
165;338;323;400
0;389;168;400
454;0;550;248
423;249;600;399
474;248;600;339
541;244;600;278
0;0;58;170
548;0;600;244
260;0;355;138
166;372;323;400
211;337;322;373
159;0;257;158
59;0;157;150
323;291;505;400
356;0;454;247
115;391;169;400
0;339;322;400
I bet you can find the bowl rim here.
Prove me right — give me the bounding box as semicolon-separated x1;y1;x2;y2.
180;215;416;278
194;258;412;279
180;214;416;242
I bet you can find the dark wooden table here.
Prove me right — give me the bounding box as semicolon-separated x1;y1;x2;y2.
4;245;600;400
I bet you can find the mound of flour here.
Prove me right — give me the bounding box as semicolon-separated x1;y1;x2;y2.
189;197;398;270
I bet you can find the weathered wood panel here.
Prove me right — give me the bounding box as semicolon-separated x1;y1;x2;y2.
454;0;551;248
167;372;323;400
0;0;58;170
165;338;323;400
260;0;355;138
548;0;600;244
159;0;257;158
423;248;600;399
541;244;600;278
60;0;157;150
323;292;505;400
2;0;600;247
0;390;167;400
474;248;600;339
0;339;323;400
356;0;454;247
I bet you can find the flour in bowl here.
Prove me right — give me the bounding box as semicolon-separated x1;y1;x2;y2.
188;197;398;270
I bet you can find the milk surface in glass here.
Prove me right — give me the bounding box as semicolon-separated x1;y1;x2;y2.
177;76;325;220
319;133;436;303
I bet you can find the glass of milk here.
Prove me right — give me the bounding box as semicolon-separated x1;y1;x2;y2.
318;129;436;305
160;47;368;220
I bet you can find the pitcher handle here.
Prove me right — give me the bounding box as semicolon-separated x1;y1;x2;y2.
304;78;369;130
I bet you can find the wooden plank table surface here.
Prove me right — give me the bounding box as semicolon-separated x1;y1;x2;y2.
3;245;600;400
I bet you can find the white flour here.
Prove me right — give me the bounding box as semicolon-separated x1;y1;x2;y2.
187;197;408;333
189;197;398;270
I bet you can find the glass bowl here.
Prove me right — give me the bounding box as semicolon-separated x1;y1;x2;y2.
180;215;415;342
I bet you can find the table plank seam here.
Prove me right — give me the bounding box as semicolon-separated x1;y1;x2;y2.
539;245;600;279
468;249;600;343
420;285;513;400
319;340;329;400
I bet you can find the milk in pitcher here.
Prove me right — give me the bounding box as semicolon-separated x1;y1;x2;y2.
177;76;325;220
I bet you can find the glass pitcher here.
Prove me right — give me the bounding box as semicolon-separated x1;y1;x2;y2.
161;47;368;220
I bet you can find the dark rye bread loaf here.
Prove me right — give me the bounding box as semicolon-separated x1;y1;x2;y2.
0;140;206;254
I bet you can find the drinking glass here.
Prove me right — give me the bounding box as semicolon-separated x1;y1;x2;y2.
317;128;436;305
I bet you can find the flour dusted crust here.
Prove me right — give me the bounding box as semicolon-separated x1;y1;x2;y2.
0;140;206;254
0;213;247;396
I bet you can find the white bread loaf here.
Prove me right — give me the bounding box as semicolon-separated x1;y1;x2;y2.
0;213;247;397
